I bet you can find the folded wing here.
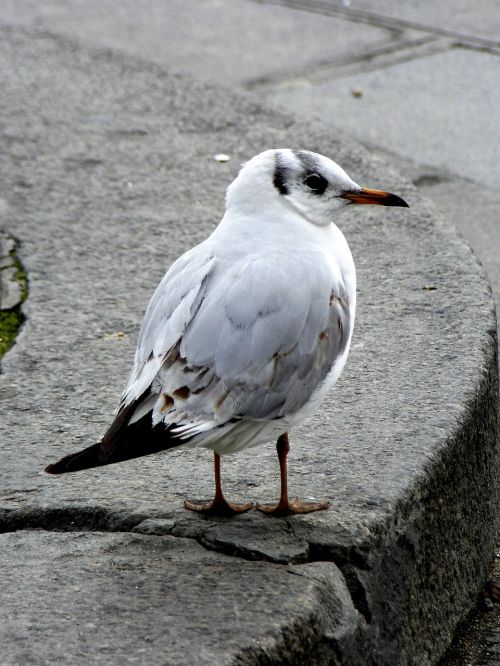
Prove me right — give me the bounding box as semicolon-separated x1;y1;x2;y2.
121;246;351;446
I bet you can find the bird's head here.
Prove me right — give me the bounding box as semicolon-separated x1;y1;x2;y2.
225;149;408;226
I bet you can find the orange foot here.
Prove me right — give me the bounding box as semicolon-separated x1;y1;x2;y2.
255;498;330;517
184;497;253;517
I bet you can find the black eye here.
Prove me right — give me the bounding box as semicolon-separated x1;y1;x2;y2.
303;173;328;195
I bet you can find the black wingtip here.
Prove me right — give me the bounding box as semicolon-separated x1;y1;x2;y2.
43;441;105;475
44;460;73;475
43;411;185;476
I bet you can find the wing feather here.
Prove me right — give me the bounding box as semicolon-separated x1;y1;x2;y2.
122;244;217;404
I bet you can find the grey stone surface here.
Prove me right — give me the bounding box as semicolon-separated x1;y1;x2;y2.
419;180;500;326
0;531;362;665
0;18;497;666
269;47;500;189
0;0;394;88
441;545;500;665
133;517;176;535
369;149;500;353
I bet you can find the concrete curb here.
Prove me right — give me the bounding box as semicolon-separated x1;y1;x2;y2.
0;25;498;665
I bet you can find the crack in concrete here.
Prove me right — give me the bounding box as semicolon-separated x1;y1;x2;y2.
0;506;151;534
0;503;375;624
0;504;359;561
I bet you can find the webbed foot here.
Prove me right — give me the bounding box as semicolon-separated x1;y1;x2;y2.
184;497;253;517
255;498;330;517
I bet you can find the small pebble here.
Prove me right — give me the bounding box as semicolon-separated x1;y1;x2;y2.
104;331;126;340
351;88;363;98
482;597;494;610
214;153;230;162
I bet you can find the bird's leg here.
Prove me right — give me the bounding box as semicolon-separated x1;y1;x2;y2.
184;452;253;516
256;433;330;516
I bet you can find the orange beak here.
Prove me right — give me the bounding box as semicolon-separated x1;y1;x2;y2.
340;187;409;207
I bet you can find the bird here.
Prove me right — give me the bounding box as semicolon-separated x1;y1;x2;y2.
45;149;408;517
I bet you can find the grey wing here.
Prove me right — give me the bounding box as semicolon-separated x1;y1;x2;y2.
130;249;351;435
209;253;351;419
121;241;218;406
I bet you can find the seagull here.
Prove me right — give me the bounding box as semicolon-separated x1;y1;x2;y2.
45;149;408;516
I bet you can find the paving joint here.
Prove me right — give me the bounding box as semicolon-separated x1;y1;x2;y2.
255;0;500;51
248;36;452;89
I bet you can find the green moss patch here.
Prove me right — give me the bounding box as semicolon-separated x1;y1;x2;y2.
0;236;28;360
0;310;22;358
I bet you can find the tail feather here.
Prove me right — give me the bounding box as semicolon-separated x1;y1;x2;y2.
45;398;184;475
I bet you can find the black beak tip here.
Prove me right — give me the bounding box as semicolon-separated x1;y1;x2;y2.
386;192;409;208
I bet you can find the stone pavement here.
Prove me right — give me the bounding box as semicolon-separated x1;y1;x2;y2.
0;2;499;664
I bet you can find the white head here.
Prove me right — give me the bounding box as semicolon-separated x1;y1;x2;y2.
225;149;408;226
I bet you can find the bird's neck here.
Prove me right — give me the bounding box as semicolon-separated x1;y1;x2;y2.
214;203;341;251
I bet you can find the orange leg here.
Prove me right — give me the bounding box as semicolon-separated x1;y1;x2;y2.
184;452;253;516
256;433;330;517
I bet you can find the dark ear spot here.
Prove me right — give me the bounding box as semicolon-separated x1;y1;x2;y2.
304;173;328;195
273;153;289;195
